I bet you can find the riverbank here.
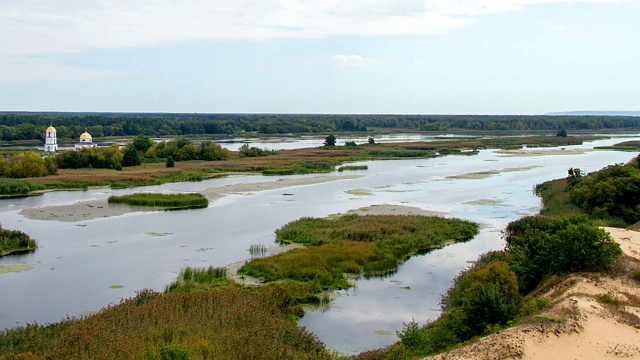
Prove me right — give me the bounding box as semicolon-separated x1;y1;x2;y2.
424;227;640;360
20;174;364;222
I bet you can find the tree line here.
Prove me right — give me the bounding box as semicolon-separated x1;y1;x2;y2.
0;135;230;178
2;112;640;141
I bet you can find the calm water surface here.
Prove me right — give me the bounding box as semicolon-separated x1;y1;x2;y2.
0;135;637;354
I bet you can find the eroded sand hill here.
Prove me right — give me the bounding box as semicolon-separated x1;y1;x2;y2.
426;227;640;360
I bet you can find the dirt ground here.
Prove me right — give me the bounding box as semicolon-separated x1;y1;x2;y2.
425;227;640;360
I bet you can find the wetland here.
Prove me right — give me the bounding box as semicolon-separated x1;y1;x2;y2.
0;134;639;355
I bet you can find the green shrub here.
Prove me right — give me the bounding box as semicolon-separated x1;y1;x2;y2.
0;228;37;256
505;215;622;293
442;261;520;337
0;179;37;196
165;156;175;168
596;292;620;305
633;270;640;281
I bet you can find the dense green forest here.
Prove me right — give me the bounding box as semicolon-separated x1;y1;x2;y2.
1;112;640;142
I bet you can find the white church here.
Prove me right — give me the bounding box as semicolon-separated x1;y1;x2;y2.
44;124;57;152
44;125;97;152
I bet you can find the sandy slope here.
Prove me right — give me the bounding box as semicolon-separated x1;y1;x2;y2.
425;227;640;360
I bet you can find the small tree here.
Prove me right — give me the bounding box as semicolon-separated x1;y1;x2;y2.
122;146;141;167
556;129;568;137
323;134;336;147
368;137;375;144
166;156;175;168
131;134;154;153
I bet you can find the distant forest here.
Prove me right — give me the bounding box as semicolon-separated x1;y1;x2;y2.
2;112;640;142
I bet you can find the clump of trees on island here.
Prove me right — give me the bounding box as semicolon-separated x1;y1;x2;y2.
0;226;37;256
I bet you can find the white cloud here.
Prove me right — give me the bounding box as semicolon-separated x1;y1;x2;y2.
0;57;127;83
330;54;378;66
1;0;637;57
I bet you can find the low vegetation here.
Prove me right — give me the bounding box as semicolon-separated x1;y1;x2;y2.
107;193;208;209
240;214;478;294
8;135;596;192
0;287;329;360
337;165;368;172
0;227;37;256
0;179;41;196
165;266;233;293
381;214;621;359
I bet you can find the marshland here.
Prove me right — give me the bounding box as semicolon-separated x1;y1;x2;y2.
1;132;639;358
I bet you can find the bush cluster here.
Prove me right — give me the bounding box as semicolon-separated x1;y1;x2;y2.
566;155;640;224
0;151;56;178
387;214;622;359
146;138;229;161
0;179;39;195
0;227;37;256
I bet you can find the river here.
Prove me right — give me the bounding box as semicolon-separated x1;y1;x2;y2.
0;135;637;354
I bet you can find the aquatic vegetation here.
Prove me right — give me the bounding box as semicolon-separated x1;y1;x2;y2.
107;193;208;209
0;265;33;275
0;179;40;196
0;227;37;256
337;165;368;172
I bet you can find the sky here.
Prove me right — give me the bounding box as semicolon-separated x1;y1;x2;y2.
0;0;638;115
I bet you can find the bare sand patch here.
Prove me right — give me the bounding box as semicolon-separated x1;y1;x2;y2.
20;199;159;222
496;148;591;157
343;204;447;217
447;166;540;180
200;174;362;201
20;174;363;222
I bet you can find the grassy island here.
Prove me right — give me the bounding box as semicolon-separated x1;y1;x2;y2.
0;227;37;256
239;214;478;294
107;193;208;209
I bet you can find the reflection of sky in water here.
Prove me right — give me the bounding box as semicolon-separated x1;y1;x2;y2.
0;135;638;354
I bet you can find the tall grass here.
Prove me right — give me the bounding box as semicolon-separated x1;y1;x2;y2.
240;215;478;291
0;179;39;196
534;179;583;217
337;165;368;172
0;286;329;360
164;266;231;294
107;193;208;209
0;227;37;256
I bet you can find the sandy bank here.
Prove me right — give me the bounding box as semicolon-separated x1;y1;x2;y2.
20;174;363;222
425;227;640;360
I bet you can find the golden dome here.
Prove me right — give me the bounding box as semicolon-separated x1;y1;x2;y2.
46;124;56;132
79;131;92;140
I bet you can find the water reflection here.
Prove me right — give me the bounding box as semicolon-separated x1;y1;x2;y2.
0;135;638;354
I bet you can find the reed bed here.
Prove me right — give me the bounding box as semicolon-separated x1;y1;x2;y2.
337;165;368;172
164;266;231;293
107;193;208;209
0;227;37;256
0;287;329;360
248;244;267;258
240;215;478;290
0;179;39;196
